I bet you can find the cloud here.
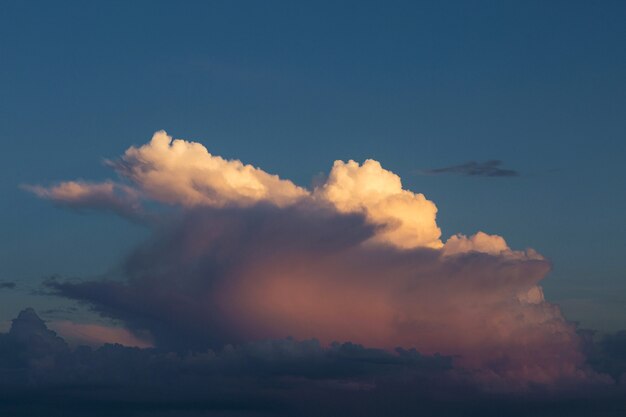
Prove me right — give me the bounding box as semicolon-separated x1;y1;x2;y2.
111;130;308;208
48;321;153;348
583;329;626;383
443;231;542;261
40;306;78;317
47;205;598;388
0;282;16;290
422;160;519;177
1;308;69;368
27;131;605;389
23;180;143;219
0;309;624;417
316;159;442;249
24;132;511;253
26;132;444;250
0;308;458;416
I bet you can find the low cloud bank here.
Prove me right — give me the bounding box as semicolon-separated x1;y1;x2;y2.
1;309;625;417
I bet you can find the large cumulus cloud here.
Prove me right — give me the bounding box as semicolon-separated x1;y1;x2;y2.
28;131;605;388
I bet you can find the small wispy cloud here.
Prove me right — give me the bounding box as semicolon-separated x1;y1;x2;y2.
421;160;519;177
0;282;16;290
22;181;145;221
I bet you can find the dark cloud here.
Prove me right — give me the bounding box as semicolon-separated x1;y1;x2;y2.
2;309;626;417
40;306;78;316
422;160;519;177
581;329;626;383
0;282;16;289
0;308;455;416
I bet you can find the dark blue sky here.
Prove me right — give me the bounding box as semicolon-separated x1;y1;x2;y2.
1;0;625;331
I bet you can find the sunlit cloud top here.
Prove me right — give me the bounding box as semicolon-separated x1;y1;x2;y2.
27;130;532;257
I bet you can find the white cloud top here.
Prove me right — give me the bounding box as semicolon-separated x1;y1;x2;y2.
113;131;308;208
316;159;442;249
27;131;532;257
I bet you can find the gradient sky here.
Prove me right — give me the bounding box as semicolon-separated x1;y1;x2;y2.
1;0;626;334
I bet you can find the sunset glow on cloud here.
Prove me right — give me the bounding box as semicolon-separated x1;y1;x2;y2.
27;131;604;388
28;131;508;253
316;159;442;249
5;4;626;415
23;181;142;218
49;321;153;348
112;131;309;208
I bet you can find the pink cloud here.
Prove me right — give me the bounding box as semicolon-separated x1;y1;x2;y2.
49;321;153;348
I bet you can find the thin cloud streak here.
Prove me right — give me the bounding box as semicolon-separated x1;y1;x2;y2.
422;160;519;177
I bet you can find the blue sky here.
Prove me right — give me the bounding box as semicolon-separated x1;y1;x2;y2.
1;0;625;331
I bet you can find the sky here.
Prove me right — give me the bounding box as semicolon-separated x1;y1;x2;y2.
1;1;626;415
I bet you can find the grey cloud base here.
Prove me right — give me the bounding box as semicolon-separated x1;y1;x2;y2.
2;309;626;417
